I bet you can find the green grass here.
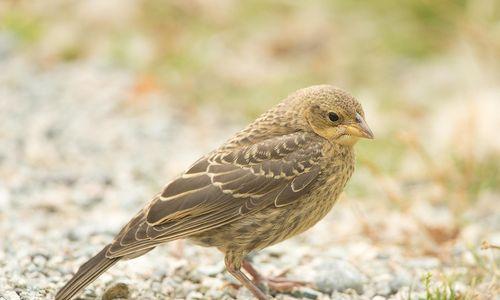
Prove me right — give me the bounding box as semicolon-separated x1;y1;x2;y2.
0;11;43;44
422;273;458;300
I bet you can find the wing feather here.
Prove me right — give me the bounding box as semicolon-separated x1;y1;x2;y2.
106;132;325;258
160;174;211;198
275;166;321;207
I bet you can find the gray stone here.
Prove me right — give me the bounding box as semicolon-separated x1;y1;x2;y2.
197;262;225;277
330;291;353;300
312;259;365;294
372;273;397;296
291;287;322;299
405;257;440;270
389;271;412;293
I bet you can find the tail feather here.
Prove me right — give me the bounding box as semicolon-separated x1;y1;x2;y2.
56;245;120;300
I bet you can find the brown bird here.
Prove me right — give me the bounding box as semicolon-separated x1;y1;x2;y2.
56;85;374;300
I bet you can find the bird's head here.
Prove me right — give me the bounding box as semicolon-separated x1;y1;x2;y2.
289;85;374;146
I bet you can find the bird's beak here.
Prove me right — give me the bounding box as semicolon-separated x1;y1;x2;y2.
346;113;374;139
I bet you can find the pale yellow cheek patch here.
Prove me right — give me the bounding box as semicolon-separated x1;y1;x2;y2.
337;135;360;146
311;126;342;140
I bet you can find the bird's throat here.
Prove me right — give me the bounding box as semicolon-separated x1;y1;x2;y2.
336;135;359;146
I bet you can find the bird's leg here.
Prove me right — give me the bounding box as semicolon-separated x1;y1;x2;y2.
224;253;268;300
170;240;184;259
242;259;265;282
242;259;310;293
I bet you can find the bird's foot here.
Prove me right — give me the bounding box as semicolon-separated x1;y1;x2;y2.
223;281;243;290
242;260;310;293
260;276;311;293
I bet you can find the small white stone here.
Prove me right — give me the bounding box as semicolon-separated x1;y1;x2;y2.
0;184;10;210
186;291;204;300
1;291;20;300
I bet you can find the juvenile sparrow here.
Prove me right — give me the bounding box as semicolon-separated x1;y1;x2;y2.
56;85;374;300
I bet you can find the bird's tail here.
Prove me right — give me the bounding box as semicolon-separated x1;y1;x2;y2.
55;245;120;300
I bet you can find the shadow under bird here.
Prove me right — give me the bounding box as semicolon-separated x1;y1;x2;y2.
56;85;374;300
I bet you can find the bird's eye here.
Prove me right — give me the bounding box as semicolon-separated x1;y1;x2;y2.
328;112;340;122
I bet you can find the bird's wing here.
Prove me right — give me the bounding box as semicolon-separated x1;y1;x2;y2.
106;131;325;257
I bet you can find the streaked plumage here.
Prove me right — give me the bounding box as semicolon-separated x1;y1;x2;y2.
56;85;373;300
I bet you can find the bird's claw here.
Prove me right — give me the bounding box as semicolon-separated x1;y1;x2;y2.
260;277;312;293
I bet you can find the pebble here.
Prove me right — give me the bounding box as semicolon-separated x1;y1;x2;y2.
204;288;224;299
330;291;352;300
236;286;256;299
276;295;299;300
0;184;10;210
1;291;20;300
31;254;48;268
102;283;130;300
186;291;204;300
312;259;365;294
405;257;440;269
389;271;412;292
292;287;322;299
373;273;393;296
197;262;225;277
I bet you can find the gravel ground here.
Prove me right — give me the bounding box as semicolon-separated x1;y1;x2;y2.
0;49;498;299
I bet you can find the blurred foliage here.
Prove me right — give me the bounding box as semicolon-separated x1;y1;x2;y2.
1;10;43;43
0;0;498;209
1;0;499;112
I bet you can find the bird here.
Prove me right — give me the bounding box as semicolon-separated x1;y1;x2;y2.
55;85;374;300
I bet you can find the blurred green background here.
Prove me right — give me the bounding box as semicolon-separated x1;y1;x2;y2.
2;0;499;110
1;0;499;297
2;0;497;203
